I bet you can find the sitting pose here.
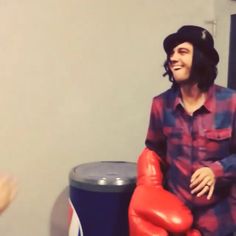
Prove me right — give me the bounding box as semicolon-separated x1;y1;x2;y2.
129;25;236;236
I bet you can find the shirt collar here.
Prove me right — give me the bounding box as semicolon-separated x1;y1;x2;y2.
204;84;215;113
173;84;216;113
173;89;182;110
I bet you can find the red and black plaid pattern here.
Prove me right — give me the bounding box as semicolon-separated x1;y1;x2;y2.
145;84;236;236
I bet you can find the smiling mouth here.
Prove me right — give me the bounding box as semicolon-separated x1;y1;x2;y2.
173;66;182;71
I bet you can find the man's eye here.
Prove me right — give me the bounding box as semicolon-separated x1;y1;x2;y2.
179;50;188;54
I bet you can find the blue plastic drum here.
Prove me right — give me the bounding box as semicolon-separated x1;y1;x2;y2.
68;161;136;236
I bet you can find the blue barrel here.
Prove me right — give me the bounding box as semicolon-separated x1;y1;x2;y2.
69;161;136;236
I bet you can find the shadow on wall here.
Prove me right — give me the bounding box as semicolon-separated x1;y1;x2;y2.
50;187;69;236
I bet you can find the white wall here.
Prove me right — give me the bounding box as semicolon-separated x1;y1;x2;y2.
214;0;236;86
0;1;224;235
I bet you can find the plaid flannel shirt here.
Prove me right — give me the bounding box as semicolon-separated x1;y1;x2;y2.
145;84;236;236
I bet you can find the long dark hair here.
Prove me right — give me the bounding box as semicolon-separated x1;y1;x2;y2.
163;46;218;92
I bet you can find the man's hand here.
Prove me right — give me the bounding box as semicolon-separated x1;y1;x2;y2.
190;167;215;200
0;174;17;213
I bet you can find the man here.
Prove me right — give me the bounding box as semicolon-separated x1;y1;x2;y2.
129;26;236;236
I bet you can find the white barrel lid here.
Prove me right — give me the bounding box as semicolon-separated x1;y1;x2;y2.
69;161;136;192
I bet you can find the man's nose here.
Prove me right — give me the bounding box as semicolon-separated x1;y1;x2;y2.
169;52;179;63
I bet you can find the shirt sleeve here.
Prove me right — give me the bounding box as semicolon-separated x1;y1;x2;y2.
210;154;236;184
145;97;167;162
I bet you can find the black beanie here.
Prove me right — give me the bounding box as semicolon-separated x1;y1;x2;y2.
163;25;219;65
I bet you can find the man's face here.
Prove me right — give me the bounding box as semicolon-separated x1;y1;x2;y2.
168;42;193;84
